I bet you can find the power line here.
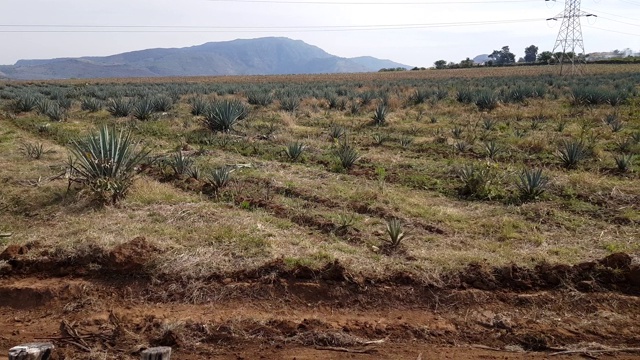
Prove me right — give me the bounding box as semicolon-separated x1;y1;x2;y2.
582;6;640;21
205;0;538;4
0;18;544;33
618;0;640;6
585;25;640;36
598;15;640;28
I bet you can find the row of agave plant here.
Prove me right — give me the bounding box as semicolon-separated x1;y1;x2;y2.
3;69;638;120
60;122;555;208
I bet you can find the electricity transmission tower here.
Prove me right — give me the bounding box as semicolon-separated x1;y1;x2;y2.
546;0;596;75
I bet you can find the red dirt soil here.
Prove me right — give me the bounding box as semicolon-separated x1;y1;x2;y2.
1;242;640;359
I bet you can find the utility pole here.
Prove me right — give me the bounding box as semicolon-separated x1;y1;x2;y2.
546;0;596;75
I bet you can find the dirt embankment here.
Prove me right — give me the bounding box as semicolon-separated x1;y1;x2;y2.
1;239;640;359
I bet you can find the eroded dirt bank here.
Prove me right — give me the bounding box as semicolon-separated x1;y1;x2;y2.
1;244;640;359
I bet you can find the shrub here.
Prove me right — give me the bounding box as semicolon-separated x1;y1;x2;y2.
68;125;149;204
203;99;248;132
359;91;376;106
517;168;549;202
608;120;624;132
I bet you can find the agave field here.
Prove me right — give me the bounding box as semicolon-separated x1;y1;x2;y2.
1;65;640;359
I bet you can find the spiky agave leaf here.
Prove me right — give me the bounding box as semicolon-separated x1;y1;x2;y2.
204;99;248;132
385;218;406;249
284;141;306;162
517;168;549;202
68;125;149;204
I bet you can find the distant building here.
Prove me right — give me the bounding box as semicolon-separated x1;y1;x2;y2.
588;48;638;61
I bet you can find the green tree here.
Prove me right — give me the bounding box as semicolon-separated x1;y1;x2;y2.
434;60;447;69
489;46;516;65
460;57;474;68
524;45;538;63
537;51;553;64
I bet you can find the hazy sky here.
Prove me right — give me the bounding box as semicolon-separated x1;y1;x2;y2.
1;0;639;67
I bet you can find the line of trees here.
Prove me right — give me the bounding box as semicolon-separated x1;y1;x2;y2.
432;45;589;69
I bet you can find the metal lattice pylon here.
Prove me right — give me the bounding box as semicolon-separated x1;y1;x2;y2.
547;0;596;75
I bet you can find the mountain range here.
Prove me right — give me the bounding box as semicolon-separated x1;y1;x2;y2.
0;37;411;80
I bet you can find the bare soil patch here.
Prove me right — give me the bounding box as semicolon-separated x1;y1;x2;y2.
1;252;640;359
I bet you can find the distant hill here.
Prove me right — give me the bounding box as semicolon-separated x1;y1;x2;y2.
349;56;412;71
0;37;412;80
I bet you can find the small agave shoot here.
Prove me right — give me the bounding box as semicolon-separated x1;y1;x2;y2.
335;140;360;170
284;141;306;162
328;124;345;142
168;151;194;177
483;141;502;160
558;140;588;169
399;135;413;148
68;125;149;205
385;218;407;250
283;141;307;162
208;166;233;193
20;142;49;160
517;168;549;202
457;164;492;199
372;133;389;146
613;154;635;173
204;99;248;133
372;103;388;126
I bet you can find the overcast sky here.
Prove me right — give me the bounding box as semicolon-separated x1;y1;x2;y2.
1;0;639;67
